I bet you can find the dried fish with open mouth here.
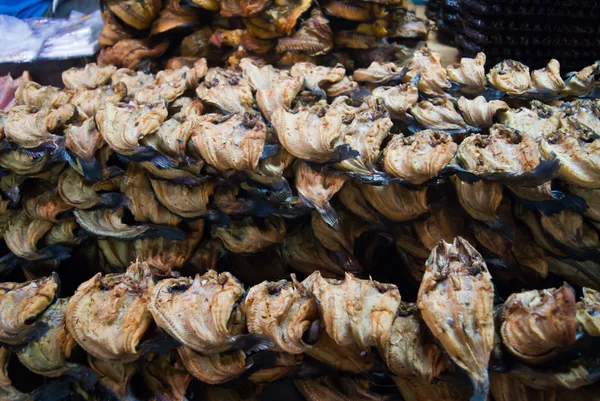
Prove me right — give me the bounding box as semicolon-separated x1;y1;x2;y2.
66;261;154;362
245;276;319;354
196;68;254;114
417;237;494;400
294;161;347;228
446;52;487;95
241;59;303;120
62;63;117;90
15;298;76;377
110;68;155;95
212;216;287;253
0;274;59;345
190;112;267;173
303;270;401;350
501;285;577;364
243;0;312;40
149;271;253;355
383;129;456;184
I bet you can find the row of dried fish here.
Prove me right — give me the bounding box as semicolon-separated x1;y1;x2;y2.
1;237;599;401
97;0;431;70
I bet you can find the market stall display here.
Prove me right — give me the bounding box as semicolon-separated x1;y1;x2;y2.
1;48;600;400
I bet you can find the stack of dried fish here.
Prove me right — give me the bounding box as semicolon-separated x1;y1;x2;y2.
97;0;432;70
1;50;600;400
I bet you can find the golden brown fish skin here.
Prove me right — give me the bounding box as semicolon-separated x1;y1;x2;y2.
150;178;217;219
15;81;70;109
178;346;247;384
404;48;451;97
452;177;503;222
99;9;133;46
305;332;375;373
104;0;161;30
66;261;154;362
323;0;374;21
501;285;577;364
15;298;76;377
359;182;428;222
276;9;333;56
303;271;401;351
445;52;487;95
540;209;599;250
576;288;600;336
295;161;347;227
247;352;298;383
98;40;168;70
490;371;557;401
212;216;287;253
531;59;565;93
190;112;267;172
149;271;246;354
410;99;467;131
508;358;600;390
70;83;127;119
457;96;508;128
62;63;117;90
0;274;59;345
512;227;549;277
417;237;494;398
487;59;532;95
413;202;467;255
353;61;404;84
295;377;385;401
457;124;542;175
562;62;599;97
245;277;319;354
196;68;255;114
498;104;562;142
142;352;192;401
22;182;72;223
311;210;367;254
378;307;447;382
58;167;120;209
370;81;418;119
383;130;456;184
539;129;600;189
337;180;381;224
88;354;136;399
2;211;53;260
393;375;473;401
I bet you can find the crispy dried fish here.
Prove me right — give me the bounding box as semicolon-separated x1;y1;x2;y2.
487;60;532;96
70;83;127;119
150;271;246;354
104;0;161;30
393;375;473;401
245;277;319;354
508;357;600;390
62;63;117;90
16;298;75;377
417;237;494;399
562;62;599;97
66;262;154;362
143;352;192;401
303;271;401;350
359;182;428;222
446;52;486;95
88;355;136;399
353;61;406;85
378;309;447;382
178;346;247;384
490;372;556;401
58;167;122;210
98;40;168;70
4;105;73;149
295;161;347;227
457;96;508;128
4;211;54;261
22;182;72;222
498;105;562;142
501;285;577;364
295;377;385;401
531;59;565;93
243;0;312;39
276;9;333;56
410;99;467;132
150;178;217;219
405;48;451;97
337;180;381;224
196;68;254;114
370;81;418;119
383;130;456;184
540;209;599;251
0;274;58;345
190;112;267;172
15;81;70;109
311;210;367;255
213;216;286;253
305;332;376;373
576;288;600;336
540;129;600;189
96;101;168;157
240;59;303;120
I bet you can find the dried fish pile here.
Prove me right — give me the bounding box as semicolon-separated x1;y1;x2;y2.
97;0;432;71
1;50;600;400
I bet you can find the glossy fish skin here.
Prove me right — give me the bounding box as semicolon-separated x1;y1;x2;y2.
417;237;494;400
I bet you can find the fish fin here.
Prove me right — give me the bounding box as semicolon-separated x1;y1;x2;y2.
208;209;231;226
348;170;390;185
42;245;72;261
148;225;186;241
0;253;21;275
481;87;505;101
520;191;588;216
78;157;104;181
230;333;274;355
260;144;279;160
443;164;481;183
244;350;278;370
330;251;362;274
63;364;98;390
312;201;339;230
138;331;181;357
99;193;130;209
327;144;359;164
348;86;371;99
380;66;409;85
267;180;293;204
32;379;72;401
247;198;276;217
22;321;50;343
